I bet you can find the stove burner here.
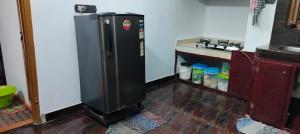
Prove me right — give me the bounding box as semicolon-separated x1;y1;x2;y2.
229;42;241;47
199;39;211;47
197;38;244;51
218;40;229;49
218;40;229;45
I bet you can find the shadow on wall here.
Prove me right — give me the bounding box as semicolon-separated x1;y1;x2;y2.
16;91;26;103
205;0;249;7
197;0;208;5
146;48;173;82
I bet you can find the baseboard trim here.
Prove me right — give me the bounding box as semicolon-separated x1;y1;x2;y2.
45;104;83;122
45;76;176;121
145;75;175;92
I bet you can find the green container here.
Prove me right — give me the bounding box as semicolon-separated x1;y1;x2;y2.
192;69;204;84
192;64;207;84
0;86;16;108
218;74;229;92
221;62;230;75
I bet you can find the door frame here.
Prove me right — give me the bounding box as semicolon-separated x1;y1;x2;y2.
16;0;41;124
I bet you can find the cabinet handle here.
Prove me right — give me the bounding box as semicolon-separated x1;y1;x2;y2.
249;102;254;114
250;102;254;109
253;66;259;72
282;71;287;78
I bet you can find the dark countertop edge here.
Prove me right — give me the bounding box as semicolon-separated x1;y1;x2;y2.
256;45;300;64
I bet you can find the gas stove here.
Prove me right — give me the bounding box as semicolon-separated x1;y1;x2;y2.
196;38;244;51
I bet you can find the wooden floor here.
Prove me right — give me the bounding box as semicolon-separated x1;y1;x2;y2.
6;80;247;134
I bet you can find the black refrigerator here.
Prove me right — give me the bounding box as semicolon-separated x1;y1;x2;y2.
74;13;145;116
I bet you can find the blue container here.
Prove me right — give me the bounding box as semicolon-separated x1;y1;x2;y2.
192;63;207;70
204;67;220;74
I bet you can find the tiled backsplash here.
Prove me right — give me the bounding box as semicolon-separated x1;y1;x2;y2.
270;0;300;47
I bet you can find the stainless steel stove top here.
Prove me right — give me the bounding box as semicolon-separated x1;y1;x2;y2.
196;38;244;51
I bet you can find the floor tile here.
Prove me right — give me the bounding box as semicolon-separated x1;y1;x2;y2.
8;80;247;134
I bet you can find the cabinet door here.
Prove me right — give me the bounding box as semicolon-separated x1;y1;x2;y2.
228;51;255;101
250;58;296;128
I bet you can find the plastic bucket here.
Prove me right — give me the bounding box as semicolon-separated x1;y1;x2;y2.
192;63;207;84
0;86;16;108
179;63;192;80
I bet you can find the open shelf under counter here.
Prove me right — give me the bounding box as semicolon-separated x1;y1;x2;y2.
174;77;227;96
174;42;231;97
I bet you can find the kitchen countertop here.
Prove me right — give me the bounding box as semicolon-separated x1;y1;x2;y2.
256;45;300;63
176;38;232;60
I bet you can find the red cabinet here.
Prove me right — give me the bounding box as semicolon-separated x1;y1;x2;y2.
250;58;297;128
228;51;255;101
229;51;298;128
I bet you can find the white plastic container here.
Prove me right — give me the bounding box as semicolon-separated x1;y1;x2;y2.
179;63;192;80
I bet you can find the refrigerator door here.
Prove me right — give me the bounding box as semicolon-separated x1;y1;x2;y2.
75;14;145;114
99;16;120;113
113;15;145;106
74;15;106;112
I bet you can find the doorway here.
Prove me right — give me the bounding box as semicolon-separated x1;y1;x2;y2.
0;0;40;132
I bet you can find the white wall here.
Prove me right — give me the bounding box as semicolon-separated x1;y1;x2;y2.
244;1;277;52
200;0;277;51
203;0;249;41
99;0;207;82
30;0;100;115
0;0;30;104
30;0;278;115
174;0;207;39
30;0;207;115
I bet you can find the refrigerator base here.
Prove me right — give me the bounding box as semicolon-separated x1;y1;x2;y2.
82;103;144;126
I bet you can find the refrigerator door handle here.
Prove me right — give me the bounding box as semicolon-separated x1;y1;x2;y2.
104;20;113;57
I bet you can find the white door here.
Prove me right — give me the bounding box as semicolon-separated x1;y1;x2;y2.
0;0;30;104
